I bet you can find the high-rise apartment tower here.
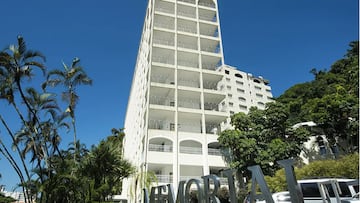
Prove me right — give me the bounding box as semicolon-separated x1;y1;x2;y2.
122;0;273;201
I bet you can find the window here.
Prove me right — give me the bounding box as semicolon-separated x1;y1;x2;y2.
236;81;243;85
256;93;263;98
238;97;246;102
230;111;234;115
237;88;245;93
239;105;247;110
227;85;231;90
255;86;261;90
253;78;261;83
257;102;265;107
226;78;230;82
225;70;229;74
235;73;243;78
229;102;233;107
228;94;232;98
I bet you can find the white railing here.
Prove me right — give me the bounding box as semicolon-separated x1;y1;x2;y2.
206;124;220;135
154;22;174;30
204;102;219;111
178;99;201;109
200;28;219;37
177;26;197;34
178;0;195;4
203;81;218;90
177;60;198;68
151;75;174;84
178;122;201;133
152;56;174;65
177;10;196;18
149;144;173;152
178;78;199;88
178;42;197;50
148;120;175;131
155;7;174;14
201;46;221;53
153;38;174;46
149;95;174;106
208;148;221;156
180;146;202;154
198;2;215;8
156;175;173;183
199;14;217;22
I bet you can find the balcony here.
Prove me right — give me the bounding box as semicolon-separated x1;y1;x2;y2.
198;8;217;22
177;4;196;19
155;0;174;15
199;23;219;37
177;0;195;4
201;38;221;54
180;146;202;154
208;148;221;156
151;65;174;82
198;0;216;8
177;19;197;34
152;48;175;65
156;175;173;183
178;34;198;50
149;144;173;152
149;95;175;106
154;14;175;30
177;51;199;69
148;119;175;131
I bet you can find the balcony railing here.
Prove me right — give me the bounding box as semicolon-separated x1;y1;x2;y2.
180;146;202;154
152;56;174;65
177;26;197;34
149;144;173;152
177;10;196;18
155;7;174;15
177;0;195;4
204;102;219;111
154;22;174;30
178;60;198;69
199;14;217;22
208;148;221;156
148;120;175;131
206;124;220;135
153;38;174;46
178;122;201;133
178;78;199;88
151;75;174;84
150;95;175;106
178;42;197;50
203;81;218;90
198;2;216;8
178;99;201;109
156;175;173;183
202;63;219;70
200;28;219;37
201;45;221;54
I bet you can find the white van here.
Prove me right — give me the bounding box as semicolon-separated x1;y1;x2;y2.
271;178;359;203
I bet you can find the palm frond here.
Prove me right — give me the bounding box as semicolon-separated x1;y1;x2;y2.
17;35;26;56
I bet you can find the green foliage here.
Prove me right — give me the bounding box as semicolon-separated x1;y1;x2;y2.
218;103;311;178
277;41;359;154
0;193;16;203
0;37;134;203
265;153;359;192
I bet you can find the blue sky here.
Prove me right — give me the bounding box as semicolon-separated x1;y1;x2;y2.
0;0;358;190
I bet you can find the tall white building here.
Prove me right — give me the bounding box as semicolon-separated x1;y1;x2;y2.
122;0;273;201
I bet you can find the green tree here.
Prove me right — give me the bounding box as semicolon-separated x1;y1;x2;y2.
80;129;135;202
44;57;92;162
218;103;310;179
277;41;359;155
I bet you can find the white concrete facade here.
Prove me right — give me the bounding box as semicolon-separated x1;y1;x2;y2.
122;0;273;201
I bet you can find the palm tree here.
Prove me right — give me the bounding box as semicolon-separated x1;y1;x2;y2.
44;57;92;162
0;36;46;203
